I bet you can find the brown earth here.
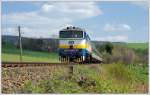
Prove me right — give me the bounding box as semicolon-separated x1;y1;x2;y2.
2;66;68;93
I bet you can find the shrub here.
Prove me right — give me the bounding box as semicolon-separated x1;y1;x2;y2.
113;46;135;64
103;45;136;64
107;63;135;82
105;42;113;54
21;80;44;93
134;48;148;64
22;78;83;93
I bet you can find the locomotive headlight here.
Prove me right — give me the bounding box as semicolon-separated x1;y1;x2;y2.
81;40;86;45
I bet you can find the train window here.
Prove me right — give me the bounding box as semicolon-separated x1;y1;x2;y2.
60;31;71;38
60;31;83;38
73;31;83;38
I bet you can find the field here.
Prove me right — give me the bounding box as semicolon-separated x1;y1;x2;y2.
1;42;149;93
2;43;59;62
2;42;148;62
127;43;148;50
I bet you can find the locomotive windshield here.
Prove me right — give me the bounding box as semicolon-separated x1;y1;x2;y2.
60;31;83;38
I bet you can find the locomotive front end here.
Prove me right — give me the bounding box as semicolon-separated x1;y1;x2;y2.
59;26;90;63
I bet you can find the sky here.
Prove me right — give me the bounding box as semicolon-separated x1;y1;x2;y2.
1;1;149;42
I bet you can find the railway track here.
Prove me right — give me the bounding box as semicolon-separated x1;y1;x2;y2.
2;62;101;68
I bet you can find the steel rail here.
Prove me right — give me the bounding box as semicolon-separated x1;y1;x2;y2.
2;62;101;68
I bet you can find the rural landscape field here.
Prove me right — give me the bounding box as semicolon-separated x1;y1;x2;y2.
1;1;149;94
2;36;149;93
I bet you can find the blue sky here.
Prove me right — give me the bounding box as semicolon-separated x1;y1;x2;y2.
2;1;149;42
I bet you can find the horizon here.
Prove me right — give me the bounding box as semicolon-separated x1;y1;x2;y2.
2;34;148;43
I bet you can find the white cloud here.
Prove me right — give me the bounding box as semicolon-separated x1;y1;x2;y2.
2;12;67;38
103;23;131;32
42;4;54;12
94;35;128;42
2;2;103;38
40;2;103;20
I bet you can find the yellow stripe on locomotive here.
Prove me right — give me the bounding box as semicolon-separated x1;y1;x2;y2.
59;43;90;49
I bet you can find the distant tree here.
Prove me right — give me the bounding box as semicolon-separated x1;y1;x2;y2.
98;45;106;53
28;38;36;50
2;38;6;45
36;39;43;51
105;42;113;54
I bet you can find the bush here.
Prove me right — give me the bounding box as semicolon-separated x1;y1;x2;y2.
107;63;135;82
105;42;113;54
134;48;148;64
103;45;136;64
102;44;148;65
21;80;44;93
22;78;83;93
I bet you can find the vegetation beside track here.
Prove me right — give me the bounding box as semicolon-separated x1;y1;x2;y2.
2;41;148;63
2;41;148;93
2;63;148;93
2;43;59;62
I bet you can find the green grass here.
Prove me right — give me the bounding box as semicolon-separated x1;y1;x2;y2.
2;43;60;62
21;63;148;93
127;43;148;50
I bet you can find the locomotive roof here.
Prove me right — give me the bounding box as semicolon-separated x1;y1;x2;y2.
60;26;85;32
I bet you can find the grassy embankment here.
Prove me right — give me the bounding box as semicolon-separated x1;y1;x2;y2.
2;63;148;93
2;43;59;62
19;63;148;93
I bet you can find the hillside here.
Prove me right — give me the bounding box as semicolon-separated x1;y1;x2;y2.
2;35;59;52
4;35;148;51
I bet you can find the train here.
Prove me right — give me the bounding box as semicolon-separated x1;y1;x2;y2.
58;26;102;63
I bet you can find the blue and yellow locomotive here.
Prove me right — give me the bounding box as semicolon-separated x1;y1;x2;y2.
59;26;102;63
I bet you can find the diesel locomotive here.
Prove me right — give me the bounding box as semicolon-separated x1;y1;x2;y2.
58;26;102;63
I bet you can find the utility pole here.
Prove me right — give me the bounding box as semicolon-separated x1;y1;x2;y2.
18;26;23;62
